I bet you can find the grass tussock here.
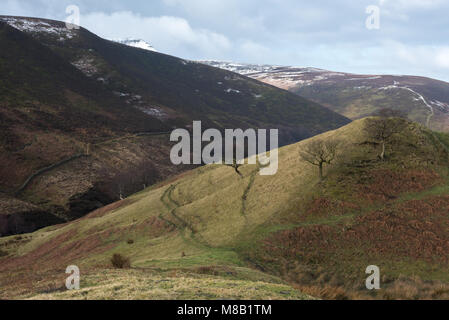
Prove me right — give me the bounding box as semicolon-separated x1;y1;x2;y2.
0;249;8;258
299;285;349;300
25;269;312;300
111;254;131;269
195;266;220;276
296;275;449;300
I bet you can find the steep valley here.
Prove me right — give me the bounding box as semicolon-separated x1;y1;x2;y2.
0;17;349;235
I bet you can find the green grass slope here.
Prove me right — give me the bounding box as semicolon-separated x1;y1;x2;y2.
1;118;448;300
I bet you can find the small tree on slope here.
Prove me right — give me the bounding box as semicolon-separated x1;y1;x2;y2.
364;118;406;161
299;139;340;180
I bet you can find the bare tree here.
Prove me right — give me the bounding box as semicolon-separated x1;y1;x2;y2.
226;156;243;178
112;171;128;200
85;143;91;156
223;142;244;178
135;160;159;190
299;139;340;180
98;160;160;201
364;118;406;160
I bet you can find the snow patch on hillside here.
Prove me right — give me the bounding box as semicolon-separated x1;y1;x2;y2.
201;61;281;75
431;100;449;113
225;88;241;94
113;39;157;52
137;106;168;119
71;58;98;77
345;76;382;81
379;85;399;90
1;17;76;41
200;61;352;89
200;61;326;77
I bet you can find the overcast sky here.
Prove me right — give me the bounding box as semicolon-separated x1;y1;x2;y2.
2;0;449;81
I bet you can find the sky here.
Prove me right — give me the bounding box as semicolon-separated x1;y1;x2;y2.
2;0;449;81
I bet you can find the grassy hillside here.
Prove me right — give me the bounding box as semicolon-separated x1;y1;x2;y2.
0;16;350;235
1;118;448;300
282;75;449;133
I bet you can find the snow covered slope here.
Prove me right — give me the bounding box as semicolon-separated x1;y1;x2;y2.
113;39;157;52
0;16;77;41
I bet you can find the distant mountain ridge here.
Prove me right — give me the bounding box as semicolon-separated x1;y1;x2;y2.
201;61;449;132
0;16;350;144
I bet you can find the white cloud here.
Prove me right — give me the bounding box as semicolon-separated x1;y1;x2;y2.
238;41;272;62
1;0;33;16
162;0;239;15
367;40;449;79
388;41;449;69
381;0;444;9
1;0;449;81
436;48;449;68
80;11;231;58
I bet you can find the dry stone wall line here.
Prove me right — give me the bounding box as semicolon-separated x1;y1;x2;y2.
14;131;172;195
